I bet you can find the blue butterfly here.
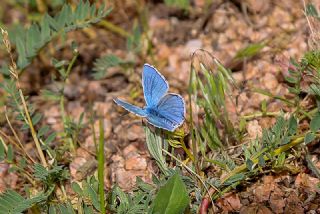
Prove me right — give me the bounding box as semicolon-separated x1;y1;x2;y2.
114;64;185;132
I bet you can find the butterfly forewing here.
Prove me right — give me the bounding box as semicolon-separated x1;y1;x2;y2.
114;98;147;117
142;64;169;107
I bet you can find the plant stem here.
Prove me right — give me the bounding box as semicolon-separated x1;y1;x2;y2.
241;111;281;120
98;20;131;38
162;149;215;204
60;52;79;152
188;66;200;177
19;90;48;168
180;138;194;162
4;107;35;163
98;118;105;213
89;103;98;152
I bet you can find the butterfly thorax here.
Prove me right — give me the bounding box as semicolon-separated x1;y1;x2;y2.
145;107;161;117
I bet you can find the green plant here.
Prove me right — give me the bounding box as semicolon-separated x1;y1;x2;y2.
164;0;190;10
0;190;46;214
92;23;142;79
7;1;111;71
189;51;238;153
108;169;193;213
151;172;190;213
41;43;83;153
98;118;106;213
0;1;111;213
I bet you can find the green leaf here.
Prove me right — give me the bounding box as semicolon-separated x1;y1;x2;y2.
7;144;14;162
288;86;300;95
306;154;320;179
224;173;245;185
288;116;298;135
258;156;265;167
16;37;28;69
38;125;50;138
83;205;94;214
71;182;83;196
93;54;123;79
57;203;75;214
49;205;57;214
235;42;265;60
246;159;254;171
41;89;61;101
164;0;190;9
144;127;168;175
310;112;320;132
84;182;100;211
306;3;319;18
0;140;5;161
33;163;49;181
32;113;42;126
152;173;190;214
18;157;27;169
45;132;57;145
0;189;46;214
12;1;111;71
304;132;316;144
309;84;320;97
285;76;298;84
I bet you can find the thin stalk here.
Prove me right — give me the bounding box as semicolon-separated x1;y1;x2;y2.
98;118;106;213
1;27;46;166
20;90;47;168
188;65;200;177
10;163;36;186
0;131;22;154
89;104;98;152
60;52;79;152
4;107;36;163
98;20;131;38
241;111;281;120
180;138;194;162
0;136;8;151
162;149;215;205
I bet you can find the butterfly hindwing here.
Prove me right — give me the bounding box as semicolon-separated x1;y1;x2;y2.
114;98;147;117
146;113;177;131
146;94;185;131
142;64;169;107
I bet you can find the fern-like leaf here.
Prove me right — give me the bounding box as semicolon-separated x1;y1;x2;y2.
9;1;111;70
0;190;45;214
